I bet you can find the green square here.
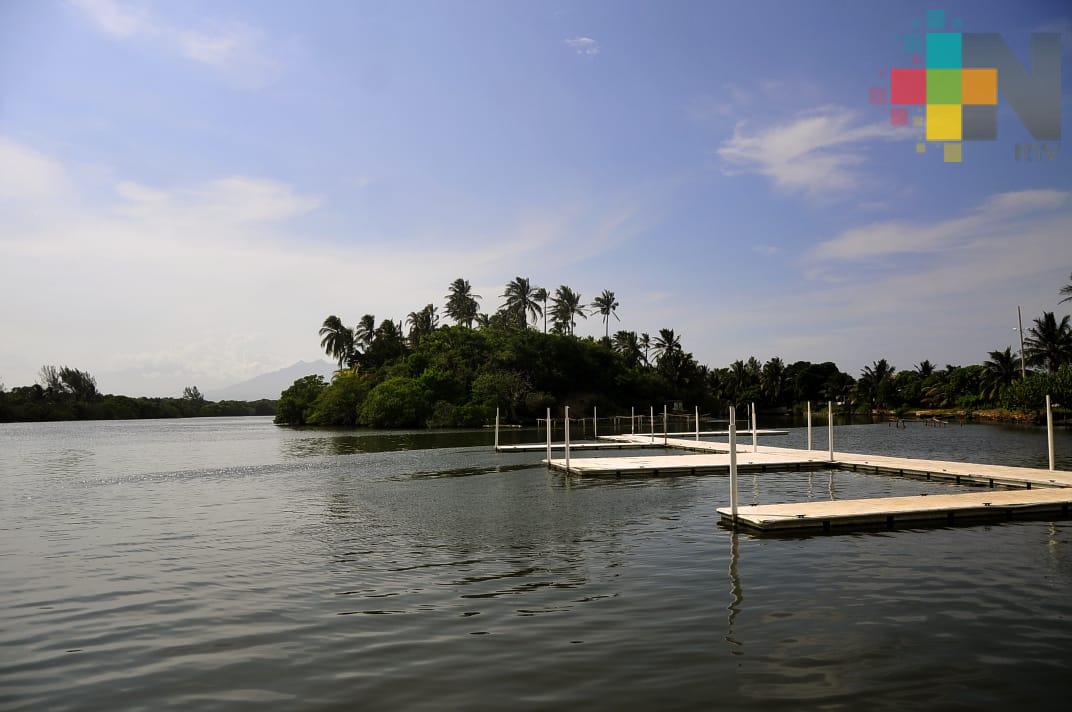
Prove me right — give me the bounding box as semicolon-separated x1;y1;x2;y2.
927;69;961;104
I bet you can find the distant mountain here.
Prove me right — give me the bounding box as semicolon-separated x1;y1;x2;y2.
207;360;337;401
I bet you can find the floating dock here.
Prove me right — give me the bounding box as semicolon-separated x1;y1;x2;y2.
494;441;654;453
717;488;1072;532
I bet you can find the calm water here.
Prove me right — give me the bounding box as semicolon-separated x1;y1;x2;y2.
2;417;1071;710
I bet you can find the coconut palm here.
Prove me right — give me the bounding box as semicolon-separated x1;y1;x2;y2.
981;346;1019;401
533;287;549;333
915;360;935;378
475;313;491;329
1024;311;1072;373
858;359;896;408
406;304;439;346
550;286;586;335
612;330;643;368
319;315;354;368
760;357;785;403
500;277;541;328
445;278;480;328
639;333;651;366
591;289;620;339
1060;272;1072;303
353;314;376;351
652;328;682;365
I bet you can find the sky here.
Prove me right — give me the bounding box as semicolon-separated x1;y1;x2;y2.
1;0;1070;396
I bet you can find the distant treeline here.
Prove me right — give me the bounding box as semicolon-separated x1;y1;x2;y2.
274;275;1072;428
0;366;275;422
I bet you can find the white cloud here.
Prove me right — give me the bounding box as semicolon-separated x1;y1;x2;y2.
69;0;281;88
810;189;1071;263
0;137;71;201
565;36;600;55
717;106;905;198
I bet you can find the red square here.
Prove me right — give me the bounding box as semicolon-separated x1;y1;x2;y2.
890;107;908;126
890;68;926;104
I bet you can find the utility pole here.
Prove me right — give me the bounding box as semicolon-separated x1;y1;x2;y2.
1017;305;1027;378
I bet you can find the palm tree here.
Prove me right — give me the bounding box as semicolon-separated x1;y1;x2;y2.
761;357;785;403
445;278;480;328
550;286;586;335
1060;272;1072;303
500;277;541;328
533;287;549;333
981;347;1019;401
591;289;620;339
319;315;354;368
652;328;682;365
1024;311;1072;373
858;359;896;409
406;304;438;346
475;313;491;329
638;333;651;366
353;314;376;351
915;360;935;378
612;330;643;367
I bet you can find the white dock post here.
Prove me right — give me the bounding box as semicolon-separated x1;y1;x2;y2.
695;405;700;441
594;406;598;439
564;406;571;473
751;402;757;453
729;406;738;524
827;400;834;461
1046;394;1055;471
631;406;635;434
807;401;813;451
546;407;551;468
650;406;654;444
663;404;668;446
494;407;500;450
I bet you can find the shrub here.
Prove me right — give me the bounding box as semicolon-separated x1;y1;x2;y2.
359;376;431;428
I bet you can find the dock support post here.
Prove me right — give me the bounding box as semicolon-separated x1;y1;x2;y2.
751;402;758;453
729;406;739;524
564;406;571;473
827;400;834;462
650;406;654;444
546;407;551;468
594;406;598;439
807;401;812;451
494;407;500;450
695;405;700;441
631;406;635;434
1047;394;1055;471
663;405;668;446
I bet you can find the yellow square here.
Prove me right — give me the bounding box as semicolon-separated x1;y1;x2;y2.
916;142;926;153
926;104;961;141
944;142;962;163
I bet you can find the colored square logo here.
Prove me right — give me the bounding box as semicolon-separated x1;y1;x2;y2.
943;142;962;163
926;104;962;141
890;69;926;104
963;105;997;140
962;68;997;104
926;33;962;68
927;69;961;103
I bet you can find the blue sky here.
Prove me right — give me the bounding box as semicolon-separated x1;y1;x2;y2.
1;0;1070;395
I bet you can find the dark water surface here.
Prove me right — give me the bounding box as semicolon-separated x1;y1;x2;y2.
2;418;1071;710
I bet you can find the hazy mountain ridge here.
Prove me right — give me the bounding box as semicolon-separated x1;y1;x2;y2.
207;360;336;401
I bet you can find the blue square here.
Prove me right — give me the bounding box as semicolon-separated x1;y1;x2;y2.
901;33;922;53
926;9;945;30
926;32;961;68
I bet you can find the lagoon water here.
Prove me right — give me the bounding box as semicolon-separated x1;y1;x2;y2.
2;417;1071;710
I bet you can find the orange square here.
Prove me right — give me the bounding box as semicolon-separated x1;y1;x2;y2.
962;68;997;104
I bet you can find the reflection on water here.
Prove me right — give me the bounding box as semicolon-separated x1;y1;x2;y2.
0;417;1071;710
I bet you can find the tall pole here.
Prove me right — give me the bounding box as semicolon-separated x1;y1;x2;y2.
494;407;500;450
564;406;571;473
729;406;738;524
827;400;834;461
1017;305;1027;378
1046;394;1055;472
593;406;598;439
751;401;758;453
695;405;700;441
631;406;635;434
807;400;813;451
546;406;552;468
663;404;668;446
650;405;654;444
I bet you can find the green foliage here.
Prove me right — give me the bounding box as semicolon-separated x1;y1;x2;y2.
359;376;431;428
306;371;370;426
274;374;327;425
